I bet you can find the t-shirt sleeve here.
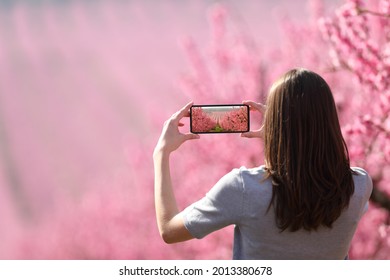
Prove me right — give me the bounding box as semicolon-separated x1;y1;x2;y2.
182;168;244;239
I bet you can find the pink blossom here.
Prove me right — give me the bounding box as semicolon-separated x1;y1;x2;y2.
191;107;218;133
219;106;249;132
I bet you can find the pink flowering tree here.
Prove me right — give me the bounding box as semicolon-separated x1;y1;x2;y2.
190;107;218;133
219;106;249;132
318;0;390;258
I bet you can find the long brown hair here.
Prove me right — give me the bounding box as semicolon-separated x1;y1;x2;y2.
264;68;355;232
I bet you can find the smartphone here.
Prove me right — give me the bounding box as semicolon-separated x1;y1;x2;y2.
190;104;250;134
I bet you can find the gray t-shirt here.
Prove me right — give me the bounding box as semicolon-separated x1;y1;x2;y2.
183;166;372;259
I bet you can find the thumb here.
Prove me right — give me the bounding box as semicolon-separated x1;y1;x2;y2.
241;131;261;138
183;133;200;141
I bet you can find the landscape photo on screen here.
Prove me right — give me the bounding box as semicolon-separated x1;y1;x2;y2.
191;105;249;133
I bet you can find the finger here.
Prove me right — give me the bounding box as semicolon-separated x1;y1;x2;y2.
242;100;266;112
241;132;258;138
243;100;265;111
183;133;200;141
241;130;262;138
173;101;194;121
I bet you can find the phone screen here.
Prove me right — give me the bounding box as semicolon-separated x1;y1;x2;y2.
190;104;250;134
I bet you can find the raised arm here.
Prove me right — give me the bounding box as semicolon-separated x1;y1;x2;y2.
153;102;200;244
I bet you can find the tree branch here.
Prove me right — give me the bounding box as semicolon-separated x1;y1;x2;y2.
357;8;390;18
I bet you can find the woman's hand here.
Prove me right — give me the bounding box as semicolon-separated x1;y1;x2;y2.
241;100;266;139
154;101;200;156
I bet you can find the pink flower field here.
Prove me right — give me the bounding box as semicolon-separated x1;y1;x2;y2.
0;0;389;259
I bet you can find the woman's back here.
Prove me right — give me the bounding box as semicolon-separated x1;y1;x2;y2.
234;166;371;259
183;166;372;259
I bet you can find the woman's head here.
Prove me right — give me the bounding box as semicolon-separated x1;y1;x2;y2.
263;68;354;232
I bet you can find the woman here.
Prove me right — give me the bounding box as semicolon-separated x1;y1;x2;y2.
153;68;372;259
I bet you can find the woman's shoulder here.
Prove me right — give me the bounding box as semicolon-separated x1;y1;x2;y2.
221;166;269;188
351;167;373;198
351;166;372;184
229;165;271;190
351;166;370;176
234;165;268;177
